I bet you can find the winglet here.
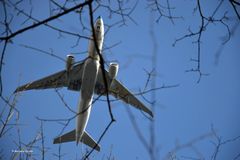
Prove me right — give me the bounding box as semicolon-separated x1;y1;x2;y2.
149;110;154;118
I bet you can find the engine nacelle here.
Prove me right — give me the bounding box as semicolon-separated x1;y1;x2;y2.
66;54;75;73
108;63;119;86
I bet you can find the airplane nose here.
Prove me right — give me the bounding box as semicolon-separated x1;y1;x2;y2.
96;16;103;26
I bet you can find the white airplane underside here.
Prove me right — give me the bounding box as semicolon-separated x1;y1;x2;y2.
15;16;153;152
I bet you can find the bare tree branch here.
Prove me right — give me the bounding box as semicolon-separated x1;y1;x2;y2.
229;0;240;20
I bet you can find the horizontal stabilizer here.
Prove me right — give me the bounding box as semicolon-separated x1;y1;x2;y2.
81;130;100;151
53;130;100;151
53;130;75;144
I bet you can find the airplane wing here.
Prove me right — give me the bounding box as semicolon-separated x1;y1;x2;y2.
15;62;84;93
96;69;153;117
110;79;153;117
53;129;100;151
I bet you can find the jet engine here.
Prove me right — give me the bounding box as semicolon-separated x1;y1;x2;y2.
66;54;75;73
108;62;119;87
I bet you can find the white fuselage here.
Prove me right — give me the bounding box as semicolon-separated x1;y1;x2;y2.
76;16;104;144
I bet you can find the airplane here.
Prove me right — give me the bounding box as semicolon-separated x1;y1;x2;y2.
14;16;153;152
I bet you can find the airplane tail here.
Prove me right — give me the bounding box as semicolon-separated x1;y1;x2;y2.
53;129;100;151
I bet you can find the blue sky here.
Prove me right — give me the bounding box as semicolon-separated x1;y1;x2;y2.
1;0;240;159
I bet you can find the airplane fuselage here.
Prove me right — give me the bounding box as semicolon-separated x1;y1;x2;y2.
76;16;104;144
76;58;100;143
